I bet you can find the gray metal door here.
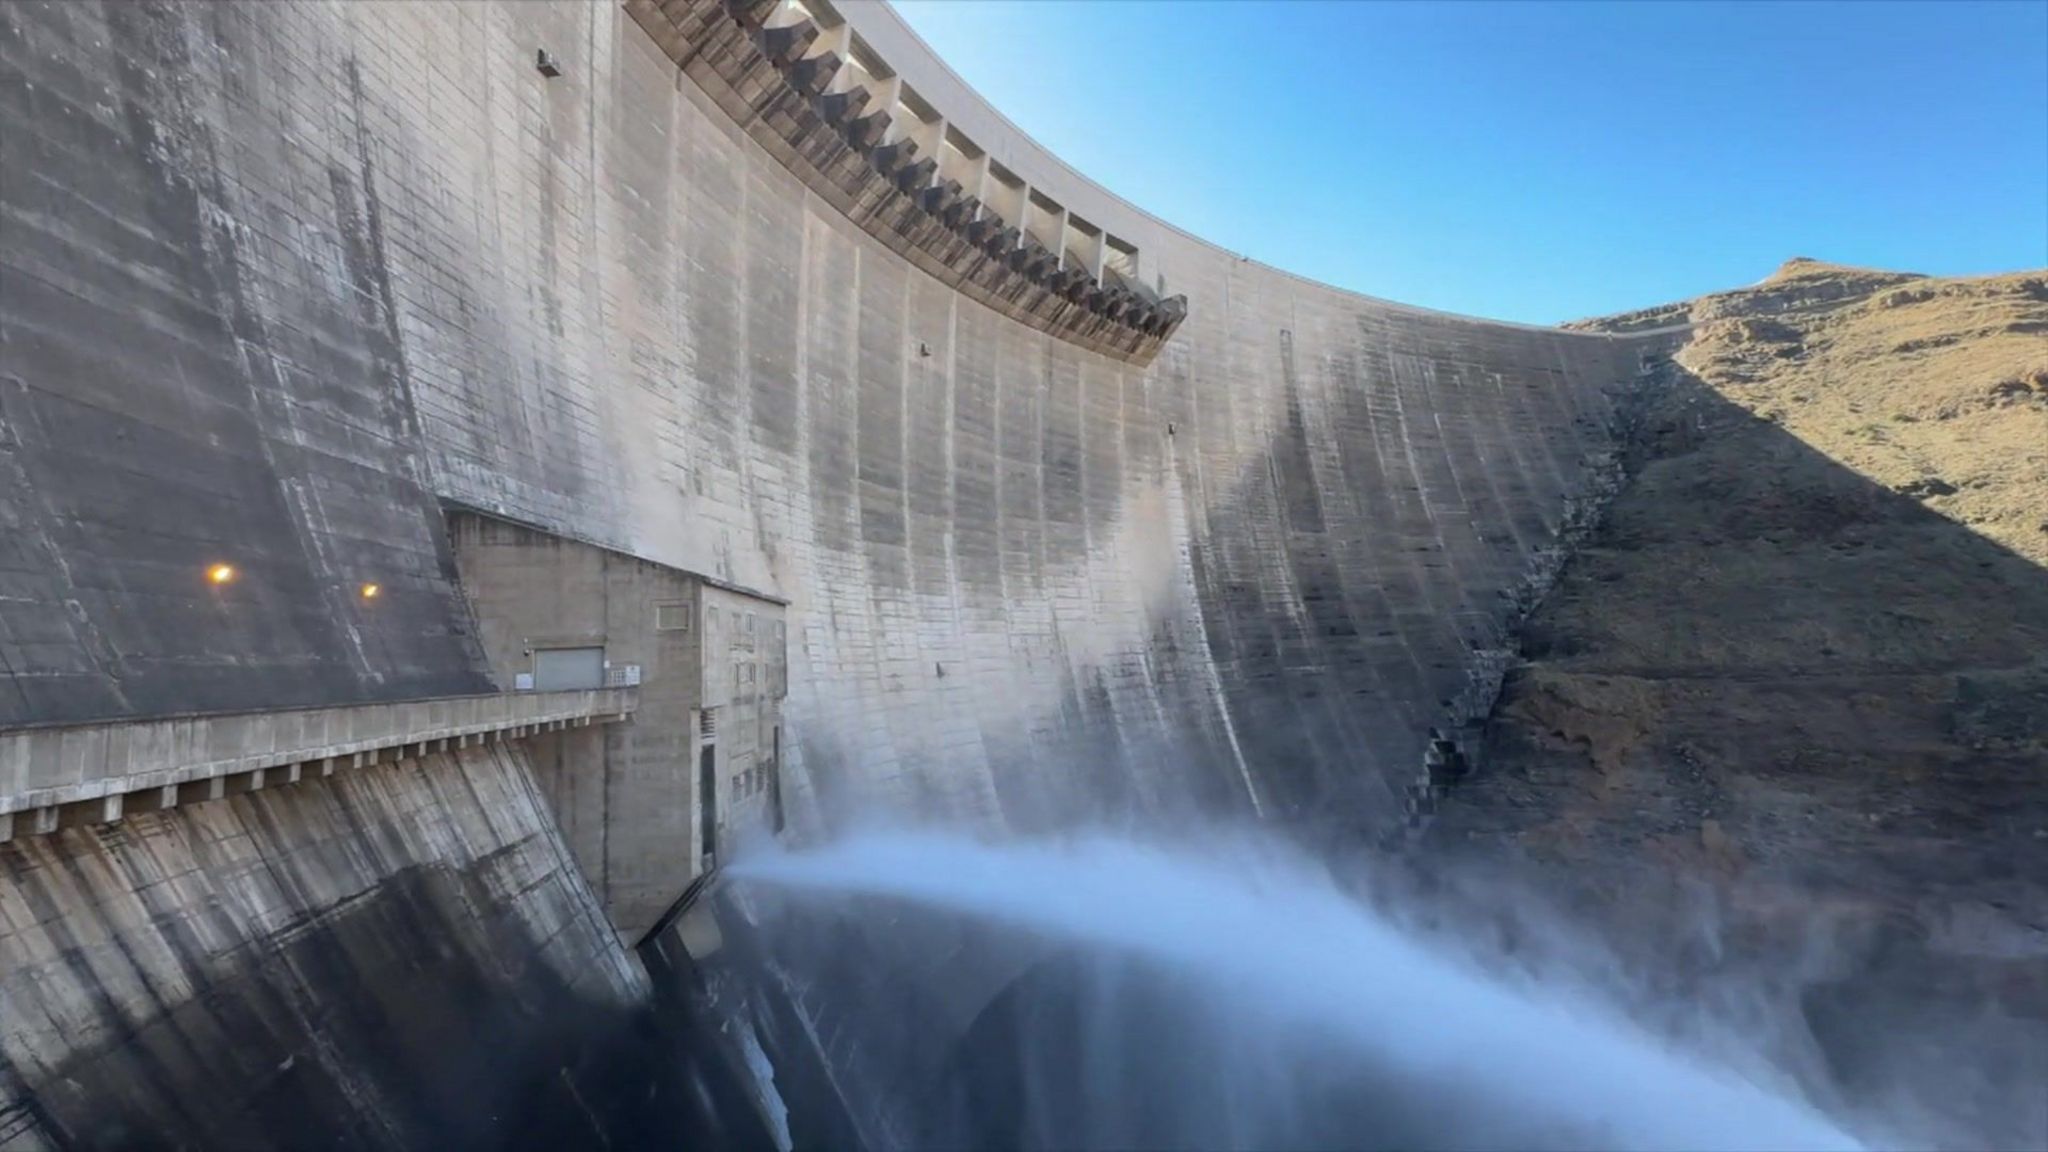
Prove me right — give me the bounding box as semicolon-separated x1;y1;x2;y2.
700;744;718;867
532;646;604;691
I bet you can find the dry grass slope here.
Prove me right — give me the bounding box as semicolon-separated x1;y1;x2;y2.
1679;261;2048;564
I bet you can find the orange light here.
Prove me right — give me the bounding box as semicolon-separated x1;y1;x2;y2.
207;564;236;586
359;582;381;600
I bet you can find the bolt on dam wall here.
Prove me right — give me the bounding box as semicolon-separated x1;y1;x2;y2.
1;0;1644;1139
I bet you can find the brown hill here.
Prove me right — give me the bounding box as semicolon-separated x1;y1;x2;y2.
1432;262;2048;1148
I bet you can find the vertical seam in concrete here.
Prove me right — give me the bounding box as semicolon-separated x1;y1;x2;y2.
1172;461;1262;819
1034;339;1050;590
898;253;913;632
599;551;613;906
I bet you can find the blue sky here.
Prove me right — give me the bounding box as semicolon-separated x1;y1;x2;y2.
890;0;2048;324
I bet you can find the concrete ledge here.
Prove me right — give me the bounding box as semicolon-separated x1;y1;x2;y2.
0;689;638;840
624;0;1188;366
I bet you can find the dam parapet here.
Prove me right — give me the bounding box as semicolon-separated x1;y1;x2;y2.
626;0;1189;365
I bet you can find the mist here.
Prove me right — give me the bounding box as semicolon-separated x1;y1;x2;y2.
728;829;1881;1151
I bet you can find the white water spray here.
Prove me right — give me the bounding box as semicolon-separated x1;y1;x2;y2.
733;831;1868;1152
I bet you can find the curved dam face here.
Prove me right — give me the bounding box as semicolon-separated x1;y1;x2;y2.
1;0;1643;1144
1;0;1637;826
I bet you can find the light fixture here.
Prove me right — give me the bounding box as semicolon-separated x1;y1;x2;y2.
359;582;381;600
207;563;236;586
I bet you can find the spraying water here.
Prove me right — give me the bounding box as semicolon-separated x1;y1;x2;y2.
730;830;1870;1152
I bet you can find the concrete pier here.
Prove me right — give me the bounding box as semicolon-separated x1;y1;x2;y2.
0;688;637;841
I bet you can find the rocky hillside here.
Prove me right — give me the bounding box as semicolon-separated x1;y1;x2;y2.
1430;259;2048;1148
1649;259;2048;563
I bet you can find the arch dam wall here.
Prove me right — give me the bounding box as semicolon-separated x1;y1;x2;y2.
0;0;1646;1143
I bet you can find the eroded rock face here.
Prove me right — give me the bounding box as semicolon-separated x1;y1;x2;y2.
1432;264;2048;1149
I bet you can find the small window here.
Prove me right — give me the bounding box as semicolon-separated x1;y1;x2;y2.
700;708;717;739
706;605;720;629
655;603;692;632
747;663;757;684
532;646;605;691
743;612;755;638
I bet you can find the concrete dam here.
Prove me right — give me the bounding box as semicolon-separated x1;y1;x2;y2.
2;0;1655;1145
